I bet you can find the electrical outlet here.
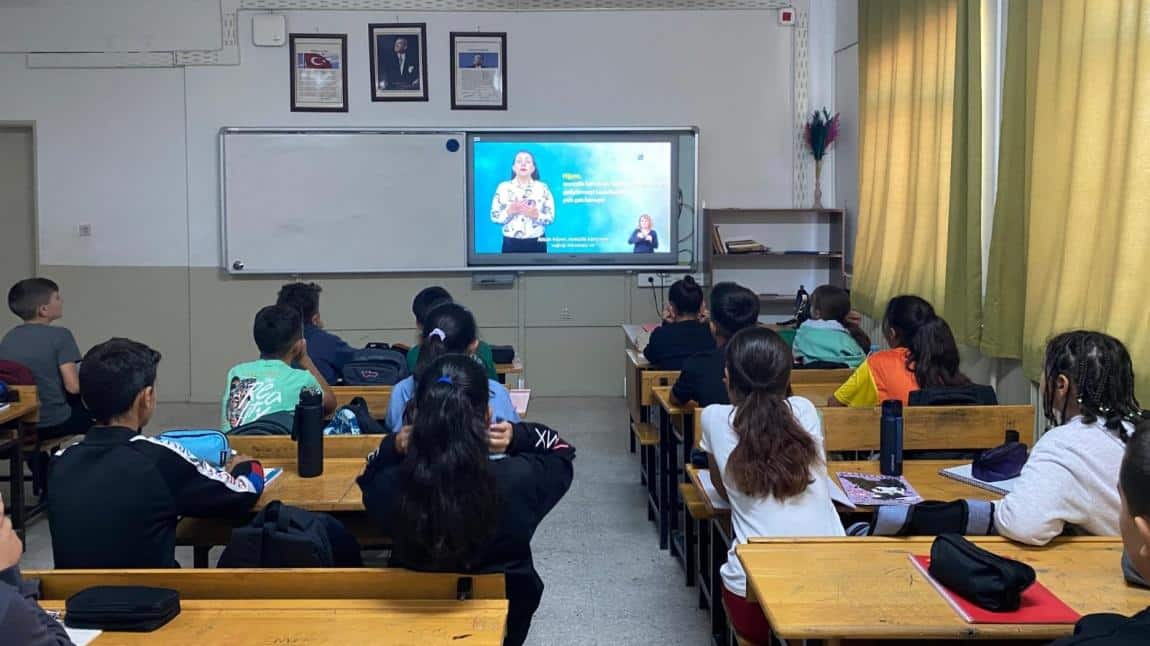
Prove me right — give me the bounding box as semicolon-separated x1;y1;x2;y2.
560;306;573;321
78;224;92;237
636;272;706;288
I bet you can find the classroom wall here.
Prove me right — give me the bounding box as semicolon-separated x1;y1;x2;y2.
0;6;812;401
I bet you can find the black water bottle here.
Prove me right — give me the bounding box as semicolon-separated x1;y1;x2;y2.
879;399;904;477
294;387;324;478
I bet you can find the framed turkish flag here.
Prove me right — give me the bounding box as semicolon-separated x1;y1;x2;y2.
290;33;349;112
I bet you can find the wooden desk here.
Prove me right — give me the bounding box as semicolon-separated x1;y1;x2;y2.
652;385;698;576
0;388;39;539
332;385;393;416
822;404;1034;452
737;537;1150;643
31;569;508;646
494;358;522;384
229;435;380;460
0;397;39;426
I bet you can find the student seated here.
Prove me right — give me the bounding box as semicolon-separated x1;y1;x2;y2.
643;275;715;370
792;285;870;368
670;282;760;407
358;355;575;646
276;281;356;384
829;295;969;407
406;286;498;380
221;304;336;431
48;338;267;568
1053;418;1150;645
0;278;90;440
386;303;518;433
0;495;73;645
994;331;1148;546
700;327;845;645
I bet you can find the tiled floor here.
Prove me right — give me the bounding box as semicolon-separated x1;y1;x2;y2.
12;396;711;645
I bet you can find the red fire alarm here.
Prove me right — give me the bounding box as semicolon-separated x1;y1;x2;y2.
779;7;795;25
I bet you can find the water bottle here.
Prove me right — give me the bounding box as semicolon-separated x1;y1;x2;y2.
294;387;324;478
879;399;904;477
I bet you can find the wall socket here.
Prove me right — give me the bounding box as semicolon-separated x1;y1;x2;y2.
78;224;92;237
636;272;706;288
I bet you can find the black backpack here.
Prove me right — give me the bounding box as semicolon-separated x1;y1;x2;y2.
323;396;386;435
909;385;999;406
218;501;342;567
227;410;294;436
341;343;409;386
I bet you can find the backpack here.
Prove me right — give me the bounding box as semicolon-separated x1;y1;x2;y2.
217;501;336;567
228;410;294;436
0;360;34;386
323;396;385;436
341;343;408;386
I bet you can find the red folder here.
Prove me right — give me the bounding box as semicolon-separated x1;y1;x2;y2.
909;555;1080;624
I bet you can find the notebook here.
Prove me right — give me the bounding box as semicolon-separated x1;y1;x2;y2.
641;323;659;333
939;463;1017;496
509;389;531;416
264;467;284;487
909;555;1080;624
695;470;731;510
836;472;923;506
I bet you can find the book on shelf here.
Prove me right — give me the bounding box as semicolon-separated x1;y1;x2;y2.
711;224;726;255
938;464;1017;496
725;239;767;254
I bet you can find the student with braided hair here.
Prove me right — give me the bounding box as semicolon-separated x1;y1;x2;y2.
994;331;1150;546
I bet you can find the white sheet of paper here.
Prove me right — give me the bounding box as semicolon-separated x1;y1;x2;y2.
509;389;530;416
695;470;731;510
64;627;102;646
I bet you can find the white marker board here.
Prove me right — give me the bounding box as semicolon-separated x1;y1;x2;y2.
222;129;467;274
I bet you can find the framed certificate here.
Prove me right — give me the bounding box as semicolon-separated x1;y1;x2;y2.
369;23;429;102
289;34;348;112
450;32;507;110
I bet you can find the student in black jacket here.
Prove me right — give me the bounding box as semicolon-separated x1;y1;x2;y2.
47;338;267;569
1052;418;1150;645
643;275;715;370
670;282;760;406
358;354;575;646
0;496;73;645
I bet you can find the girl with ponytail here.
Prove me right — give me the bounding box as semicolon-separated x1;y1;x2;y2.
384;302;519;433
643;274;716;370
994;331;1150;546
830;295;970;407
699;327;844;644
358;355;576;646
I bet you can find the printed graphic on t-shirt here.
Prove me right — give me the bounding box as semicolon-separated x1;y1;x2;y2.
227;377;283;428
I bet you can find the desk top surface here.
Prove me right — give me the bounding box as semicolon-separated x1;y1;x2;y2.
651;386;694;416
40;598;509;645
259;458;365;512
0;399;38;425
737;536;1149;641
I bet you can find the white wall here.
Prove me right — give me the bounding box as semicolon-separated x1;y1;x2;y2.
0;0;222;53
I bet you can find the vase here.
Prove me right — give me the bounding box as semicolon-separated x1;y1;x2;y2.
813;158;824;209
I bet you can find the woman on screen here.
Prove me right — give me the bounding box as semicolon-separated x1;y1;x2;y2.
628;214;659;254
490;151;556;253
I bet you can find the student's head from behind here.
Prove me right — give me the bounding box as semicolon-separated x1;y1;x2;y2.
882;295;968;388
1041;330;1147;430
722;326;817;501
80;338;162;427
276;282;323;327
1120;421;1150;582
7;277;62;322
811;284;871;350
396;354;500;569
638;214;653;231
668;275;704;318
253;304;303;359
412;286;453;331
416;303;480;375
708;282;760;343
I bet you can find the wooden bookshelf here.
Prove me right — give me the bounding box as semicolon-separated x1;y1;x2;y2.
704;208;847;315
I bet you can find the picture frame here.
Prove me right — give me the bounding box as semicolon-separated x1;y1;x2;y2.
289;33;348;113
450;32;507;110
369;23;429;102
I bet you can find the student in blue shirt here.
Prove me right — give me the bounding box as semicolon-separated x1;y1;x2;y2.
386;302;519;433
277;282;356;384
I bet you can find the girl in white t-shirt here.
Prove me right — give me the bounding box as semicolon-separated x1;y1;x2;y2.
699;326;844;645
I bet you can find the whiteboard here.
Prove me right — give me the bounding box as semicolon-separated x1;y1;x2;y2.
222;130;467;274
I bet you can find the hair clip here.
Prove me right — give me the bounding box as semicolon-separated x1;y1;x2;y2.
436;375;454;385
429;328;447;341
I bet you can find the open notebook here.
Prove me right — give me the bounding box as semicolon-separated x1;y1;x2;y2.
939;464;1017;496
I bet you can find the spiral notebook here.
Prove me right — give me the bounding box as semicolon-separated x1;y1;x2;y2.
938;464;1017;496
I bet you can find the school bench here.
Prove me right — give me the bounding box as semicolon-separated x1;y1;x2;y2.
0;385;39;539
331;385;393;417
624;350;678;527
737;537;1149;644
29;568;509;645
494;358;523;384
229;434;380;460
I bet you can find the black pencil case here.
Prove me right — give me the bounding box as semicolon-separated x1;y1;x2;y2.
65;586;181;632
928;534;1035;611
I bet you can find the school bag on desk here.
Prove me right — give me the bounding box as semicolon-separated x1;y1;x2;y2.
227;410;294;436
323;396;385;435
341;342;408;386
